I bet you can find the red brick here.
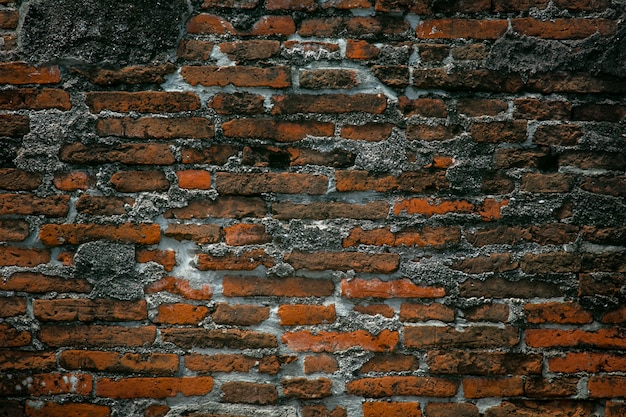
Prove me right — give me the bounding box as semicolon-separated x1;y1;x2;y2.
512;18;616;39
223;223;270;246
285;251;399;273
181;145;240;165
0;114;30;137
427;351;542;375
0;88;70;110
457;98;508;117
97;117;213;139
336;170;449;193
25;402;110;417
60;143;176;165
343;226;461;248
298;17;344;37
300;69;358;89
272;93;387;114
153;303;211;325
110;171;169;192
0;246;50;267
283;329;399;352
341;123;393;142
34;299;147;322
221;381;277;405
208;92;265;114
526;328;626;349
548;352;626;373
76;195;134;216
72;64;176;85
394;197;507;220
164;197;266;219
347;376;458;397
223;276;334;297
363;401;421;417
0;322;30;347
59;350;178;375
0;219;29;242
0;272;92;293
400;303;455;322
360;354;419;373
182;66;291;88
588;376;626;398
216;172;328;195
0;373;92;396
342;278;445;299
417;19;508;40
196;249;274;270
53;171;93;191
0;351;56;372
40;223;160;246
463;377;524;398
0;62;61;84
145;276;212;300
525;302;592;324
273;201;389;220
279;304;336;325
212;303;270;325
96;377;213;399
219;40;281;62
223;119;334;142
39;324;156;347
164;224;221;244
86;92;200;113
346;40;381;60
354;304;395;318
425;403;479;417
282;377;332;399
304;354;339;374
163;328;278;349
405;325;519;349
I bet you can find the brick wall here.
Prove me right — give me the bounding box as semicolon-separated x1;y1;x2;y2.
1;0;625;416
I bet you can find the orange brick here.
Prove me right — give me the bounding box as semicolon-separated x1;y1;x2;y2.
342;278;445;299
279;304;336;325
283;329;399;352
154;303;211;325
363;401;421;417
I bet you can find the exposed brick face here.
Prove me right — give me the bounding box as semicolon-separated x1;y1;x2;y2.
2;0;623;415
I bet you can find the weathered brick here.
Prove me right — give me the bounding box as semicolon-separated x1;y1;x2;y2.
341;123;394;142
304;354;339;374
400;303;455;322
425;403;479;417
0;272;92;293
0;114;30;137
343;226;460;248
196;249;274;270
154;303;210;325
59;350;178;375
242;146;355;169
484;401;594;417
96;377;213;398
272;93;387;114
161;328;277;349
471;121;527;143
457;98;508;117
0;373;92;396
0;88;71;110
464;303;510;322
460;277;562;298
300;68;358;89
347;376;458;397
164;224;221;244
216;172;328;195
394;197;507;221
202;0;259;8
285;251;399;273
182;65;291;88
283;329;399;352
164;197;266;219
520;252;581;274
146;276;212;300
0;246;50;267
212;303;270;325
419;44;450;62
580;176;626;198
72;64;176;85
185;353;295;375
463;377;524;398
0;219;30;242
525;302;593;324
181;144;240;165
0;351;56;372
223;276;334;297
76;195;134;215
273;201;389;220
360;354;419;373
371;65;409;88
336;170;449;193
110;171;169;192
399;97;448;118
34;299;147;322
221;381;277;405
177;39;213;60
363;401;421;417
53;171;93;191
428;351;542;375
342;278;445;299
548;352;626;373
24;402;111;417
511;18;616;39
60;143;176;165
40;223;160;246
282;377;332;399
86;91;200;113
521;173;574;193
223;119;334;142
0;62;61;84
417;19;508;40
346;39;381;59
514;98;571;120
524;376;579;398
452;253;518;274
279;304;336;325
208;92;265;114
588;376;626;398
407;124;463;141
405;325;519;349
354;304;395;318
533;124;582;146
219;40;281;62
572;103;626;122
97;117;213;139
0;296;27;318
413;68;524;93
39;324;156;347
